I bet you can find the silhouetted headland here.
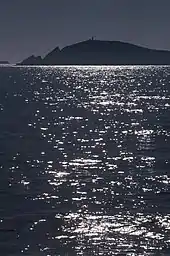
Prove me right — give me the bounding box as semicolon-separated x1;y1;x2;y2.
19;55;42;65
0;61;9;64
17;39;170;65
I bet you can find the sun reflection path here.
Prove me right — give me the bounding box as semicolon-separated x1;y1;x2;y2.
2;66;170;255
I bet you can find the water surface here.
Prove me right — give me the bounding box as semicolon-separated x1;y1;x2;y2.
0;66;170;255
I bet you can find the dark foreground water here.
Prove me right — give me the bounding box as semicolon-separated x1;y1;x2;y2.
0;66;170;255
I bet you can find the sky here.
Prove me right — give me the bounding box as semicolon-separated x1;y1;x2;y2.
1;0;170;63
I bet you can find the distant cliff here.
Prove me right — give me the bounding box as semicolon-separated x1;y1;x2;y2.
18;55;42;65
0;61;9;64
18;40;170;65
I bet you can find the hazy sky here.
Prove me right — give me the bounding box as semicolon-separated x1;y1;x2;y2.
1;0;170;63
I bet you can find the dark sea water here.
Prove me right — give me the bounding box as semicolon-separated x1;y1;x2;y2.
0;66;170;255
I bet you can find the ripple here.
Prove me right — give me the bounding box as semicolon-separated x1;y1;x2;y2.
0;65;170;255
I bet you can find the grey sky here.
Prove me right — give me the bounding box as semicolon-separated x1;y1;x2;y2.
0;0;169;63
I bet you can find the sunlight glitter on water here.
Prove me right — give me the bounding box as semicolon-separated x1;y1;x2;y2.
0;66;170;255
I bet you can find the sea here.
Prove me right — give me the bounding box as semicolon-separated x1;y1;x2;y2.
0;65;170;256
